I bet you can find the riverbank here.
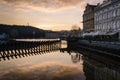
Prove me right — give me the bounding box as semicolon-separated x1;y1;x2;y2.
67;38;120;58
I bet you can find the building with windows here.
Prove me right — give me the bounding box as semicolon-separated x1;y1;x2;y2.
83;4;97;32
94;0;120;32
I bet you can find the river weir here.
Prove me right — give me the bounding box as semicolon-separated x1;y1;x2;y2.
0;39;61;61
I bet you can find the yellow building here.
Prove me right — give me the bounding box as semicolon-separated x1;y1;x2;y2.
83;4;97;32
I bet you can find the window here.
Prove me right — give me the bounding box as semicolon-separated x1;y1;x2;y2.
112;21;116;30
116;21;119;29
115;9;118;16
115;21;117;30
118;20;120;29
108;11;111;18
113;10;115;17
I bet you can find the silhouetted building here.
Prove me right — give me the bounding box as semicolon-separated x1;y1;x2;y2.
83;4;97;32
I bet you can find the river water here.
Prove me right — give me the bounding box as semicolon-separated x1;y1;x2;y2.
0;40;85;80
0;40;120;80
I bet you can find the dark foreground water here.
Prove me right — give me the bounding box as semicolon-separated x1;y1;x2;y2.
0;40;120;80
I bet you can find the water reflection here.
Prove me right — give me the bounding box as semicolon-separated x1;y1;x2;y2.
0;62;84;80
61;48;120;80
60;48;83;64
83;56;120;80
0;41;119;80
0;49;85;80
81;51;120;80
0;50;58;61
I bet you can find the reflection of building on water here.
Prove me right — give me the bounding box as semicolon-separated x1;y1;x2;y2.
83;56;120;80
71;53;82;63
60;47;120;80
60;48;83;63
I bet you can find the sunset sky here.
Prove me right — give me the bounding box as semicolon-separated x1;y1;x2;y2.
0;0;103;31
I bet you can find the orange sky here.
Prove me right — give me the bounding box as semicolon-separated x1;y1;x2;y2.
0;0;103;31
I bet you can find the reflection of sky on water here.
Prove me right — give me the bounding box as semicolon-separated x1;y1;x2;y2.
0;51;85;80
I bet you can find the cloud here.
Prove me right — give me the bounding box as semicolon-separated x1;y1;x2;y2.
0;62;85;80
0;0;86;11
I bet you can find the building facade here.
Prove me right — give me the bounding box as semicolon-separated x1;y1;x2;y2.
83;4;97;32
94;0;120;32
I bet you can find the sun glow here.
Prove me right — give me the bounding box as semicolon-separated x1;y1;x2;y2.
36;24;72;31
0;0;104;31
37;24;56;30
39;24;52;28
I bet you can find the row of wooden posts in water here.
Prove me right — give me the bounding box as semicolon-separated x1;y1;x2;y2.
0;40;61;61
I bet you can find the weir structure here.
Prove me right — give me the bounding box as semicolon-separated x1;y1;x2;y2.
0;39;61;61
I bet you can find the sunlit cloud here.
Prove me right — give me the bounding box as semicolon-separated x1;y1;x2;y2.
0;0;104;30
0;0;87;12
76;0;103;12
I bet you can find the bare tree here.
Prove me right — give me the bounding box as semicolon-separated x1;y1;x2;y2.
71;25;81;37
71;25;80;31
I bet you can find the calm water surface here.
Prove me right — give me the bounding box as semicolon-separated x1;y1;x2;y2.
0;40;120;80
0;40;86;80
0;51;85;80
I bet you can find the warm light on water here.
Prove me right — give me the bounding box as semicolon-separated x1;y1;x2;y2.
0;50;85;80
0;39;119;80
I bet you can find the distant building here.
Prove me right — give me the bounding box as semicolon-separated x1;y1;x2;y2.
45;31;59;39
0;33;8;44
0;33;8;39
83;4;97;32
59;31;69;39
94;0;120;32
